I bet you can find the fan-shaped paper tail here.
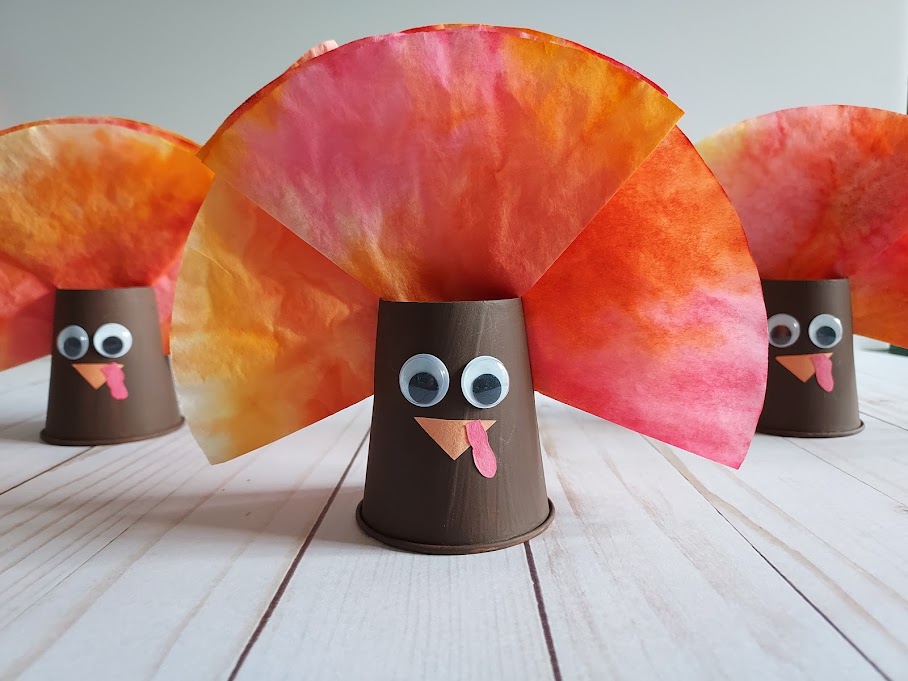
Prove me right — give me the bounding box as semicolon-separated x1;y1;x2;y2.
697;106;908;347
0;255;180;369
200;26;682;302
404;25;667;94
0;117;212;366
172;179;379;463
850;231;908;347
150;257;185;355
0;258;54;370
524;128;767;468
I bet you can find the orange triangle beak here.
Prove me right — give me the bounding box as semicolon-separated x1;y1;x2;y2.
414;418;495;460
775;353;832;382
72;363;123;389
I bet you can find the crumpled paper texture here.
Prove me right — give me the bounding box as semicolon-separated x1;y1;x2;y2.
176;25;768;468
0;259;54;369
404;24;666;94
0;117;212;365
697;105;908;347
172;179;378;463
524;128;767;468
200;26;682;302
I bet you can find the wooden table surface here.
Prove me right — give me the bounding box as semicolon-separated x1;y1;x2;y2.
0;339;905;681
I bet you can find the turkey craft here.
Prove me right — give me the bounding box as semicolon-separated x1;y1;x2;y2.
0;117;212;445
699;106;908;437
173;25;768;554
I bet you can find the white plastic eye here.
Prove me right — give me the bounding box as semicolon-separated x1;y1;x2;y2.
93;323;133;359
399;353;449;407
56;325;89;360
461;356;510;409
808;313;843;349
767;313;800;348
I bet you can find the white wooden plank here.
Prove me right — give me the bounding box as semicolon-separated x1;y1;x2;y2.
0;401;370;681
784;414;908;505
859;372;908;431
854;337;908;383
655;431;908;680
0;340;904;681
748;339;908;503
0;357;50;393
234;435;554;681
0;359;89;492
0;416;86;495
769;339;908;504
0;426;204;627
533;398;882;681
0;371;46;429
854;338;908;430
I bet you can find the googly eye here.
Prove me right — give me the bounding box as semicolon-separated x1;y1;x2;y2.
399;353;449;407
93;323;133;359
56;325;89;360
461;356;510;409
808;313;843;349
767;313;800;348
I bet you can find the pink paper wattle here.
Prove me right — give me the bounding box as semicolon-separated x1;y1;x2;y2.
811;354;834;393
466;419;497;478
101;362;128;400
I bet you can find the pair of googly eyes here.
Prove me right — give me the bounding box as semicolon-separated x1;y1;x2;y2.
56;324;133;360
767;313;843;349
399;354;509;409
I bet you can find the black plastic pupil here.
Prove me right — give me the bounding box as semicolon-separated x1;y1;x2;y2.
816;326;836;346
102;336;123;355
408;372;439;404
770;325;792;345
63;336;84;357
472;373;502;405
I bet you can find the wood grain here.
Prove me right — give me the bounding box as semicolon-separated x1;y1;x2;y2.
0;357;51;392
233;436;556;681
771;338;908;506
655;431;908;681
784;414;908;505
854;338;908;431
533;398;881;681
859;371;908;432
0;358;89;493
0;403;370;681
0;341;906;680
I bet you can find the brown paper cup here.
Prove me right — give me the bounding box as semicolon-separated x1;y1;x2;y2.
759;279;863;437
358;298;554;554
41;287;183;446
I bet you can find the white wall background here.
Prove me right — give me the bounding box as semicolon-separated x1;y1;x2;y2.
0;0;906;143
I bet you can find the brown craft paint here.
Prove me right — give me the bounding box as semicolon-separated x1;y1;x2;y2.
358;298;554;554
759;279;863;437
42;287;183;445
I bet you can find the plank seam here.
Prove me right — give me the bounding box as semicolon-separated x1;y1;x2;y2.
0;415;47;434
857;408;908;434
0;520;133;632
524;541;563;681
227;429;370;681
0;447;94;496
646;438;894;681
706;509;893;681
783;436;906;506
